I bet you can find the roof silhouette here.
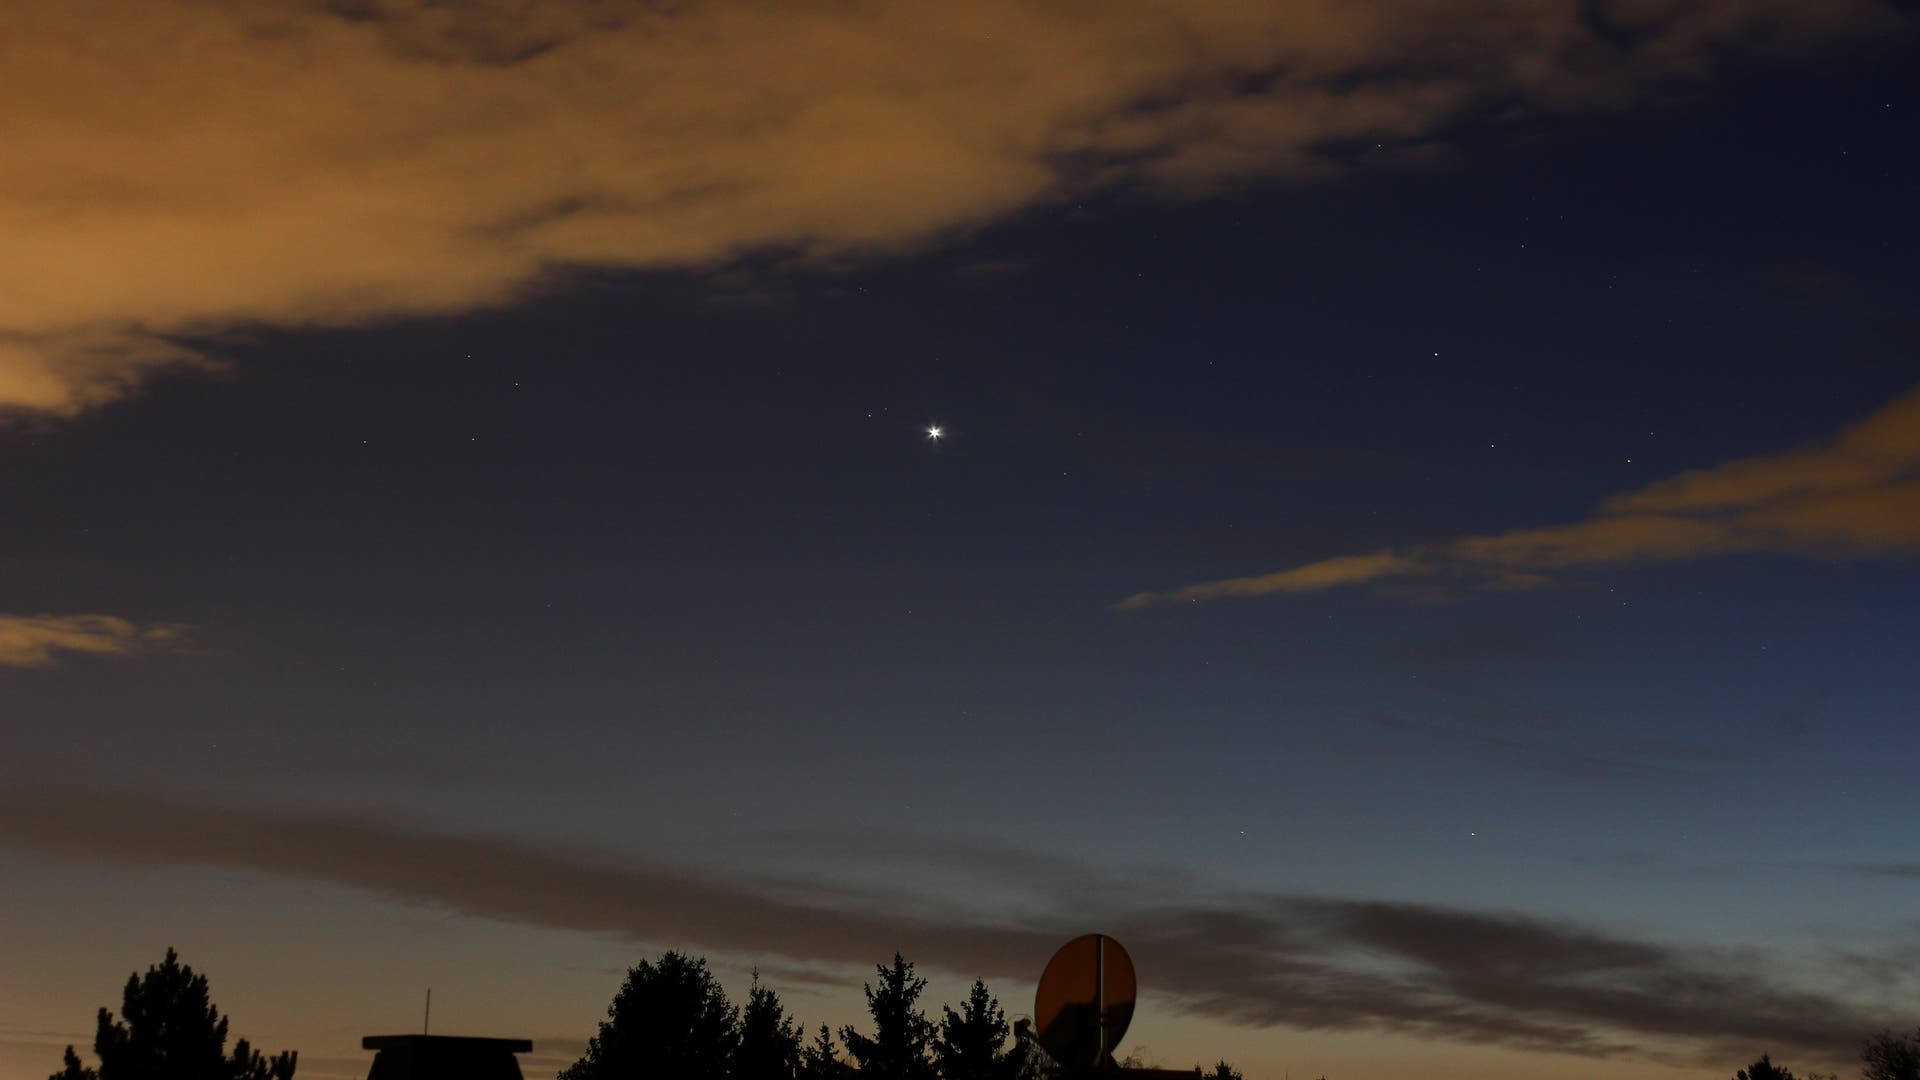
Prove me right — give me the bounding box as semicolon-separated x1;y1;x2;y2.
361;1035;532;1080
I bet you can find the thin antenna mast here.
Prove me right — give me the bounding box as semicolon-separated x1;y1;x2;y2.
423;989;431;1035
1094;934;1106;1063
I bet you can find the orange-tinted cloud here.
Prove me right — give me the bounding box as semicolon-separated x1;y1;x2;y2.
1121;383;1920;606
0;0;1903;417
0;614;186;668
1114;551;1428;609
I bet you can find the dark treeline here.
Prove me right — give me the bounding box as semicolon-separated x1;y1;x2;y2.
1740;1038;1920;1080
559;951;1049;1080
46;948;1920;1080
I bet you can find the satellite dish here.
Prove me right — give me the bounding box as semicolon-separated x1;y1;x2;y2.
1034;933;1136;1068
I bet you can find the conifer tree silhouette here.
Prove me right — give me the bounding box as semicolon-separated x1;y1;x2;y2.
559;951;737;1080
798;1024;848;1080
840;955;936;1080
49;949;295;1080
1734;1053;1806;1080
933;980;1006;1080
736;972;802;1080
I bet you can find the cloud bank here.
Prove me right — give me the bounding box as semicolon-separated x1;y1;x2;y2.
0;788;1889;1066
1;0;1906;417
0;614;186;668
1118;383;1920;607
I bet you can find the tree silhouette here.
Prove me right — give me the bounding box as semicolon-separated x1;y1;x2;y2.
736;972;803;1080
49;949;296;1080
1204;1063;1243;1080
1865;1029;1920;1080
1735;1054;1795;1080
798;1025;848;1080
999;1022;1046;1080
559;951;737;1080
934;980;1006;1080
840;955;936;1080
51;1047;95;1080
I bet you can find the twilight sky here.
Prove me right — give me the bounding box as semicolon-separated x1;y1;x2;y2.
3;2;1919;1079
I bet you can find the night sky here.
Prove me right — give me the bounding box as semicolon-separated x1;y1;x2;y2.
3;3;1919;1079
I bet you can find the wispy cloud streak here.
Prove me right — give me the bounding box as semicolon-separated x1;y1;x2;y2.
1120;383;1920;607
0;789;1889;1066
0;614;187;669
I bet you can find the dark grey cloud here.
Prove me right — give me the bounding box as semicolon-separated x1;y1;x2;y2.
0;788;1890;1067
1388;631;1568;666
0;788;1058;977
1195;900;1869;1063
1844;863;1920;880
1361;709;1728;785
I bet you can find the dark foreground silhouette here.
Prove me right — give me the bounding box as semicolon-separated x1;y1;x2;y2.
50;949;296;1080
52;947;1920;1080
362;1036;531;1080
